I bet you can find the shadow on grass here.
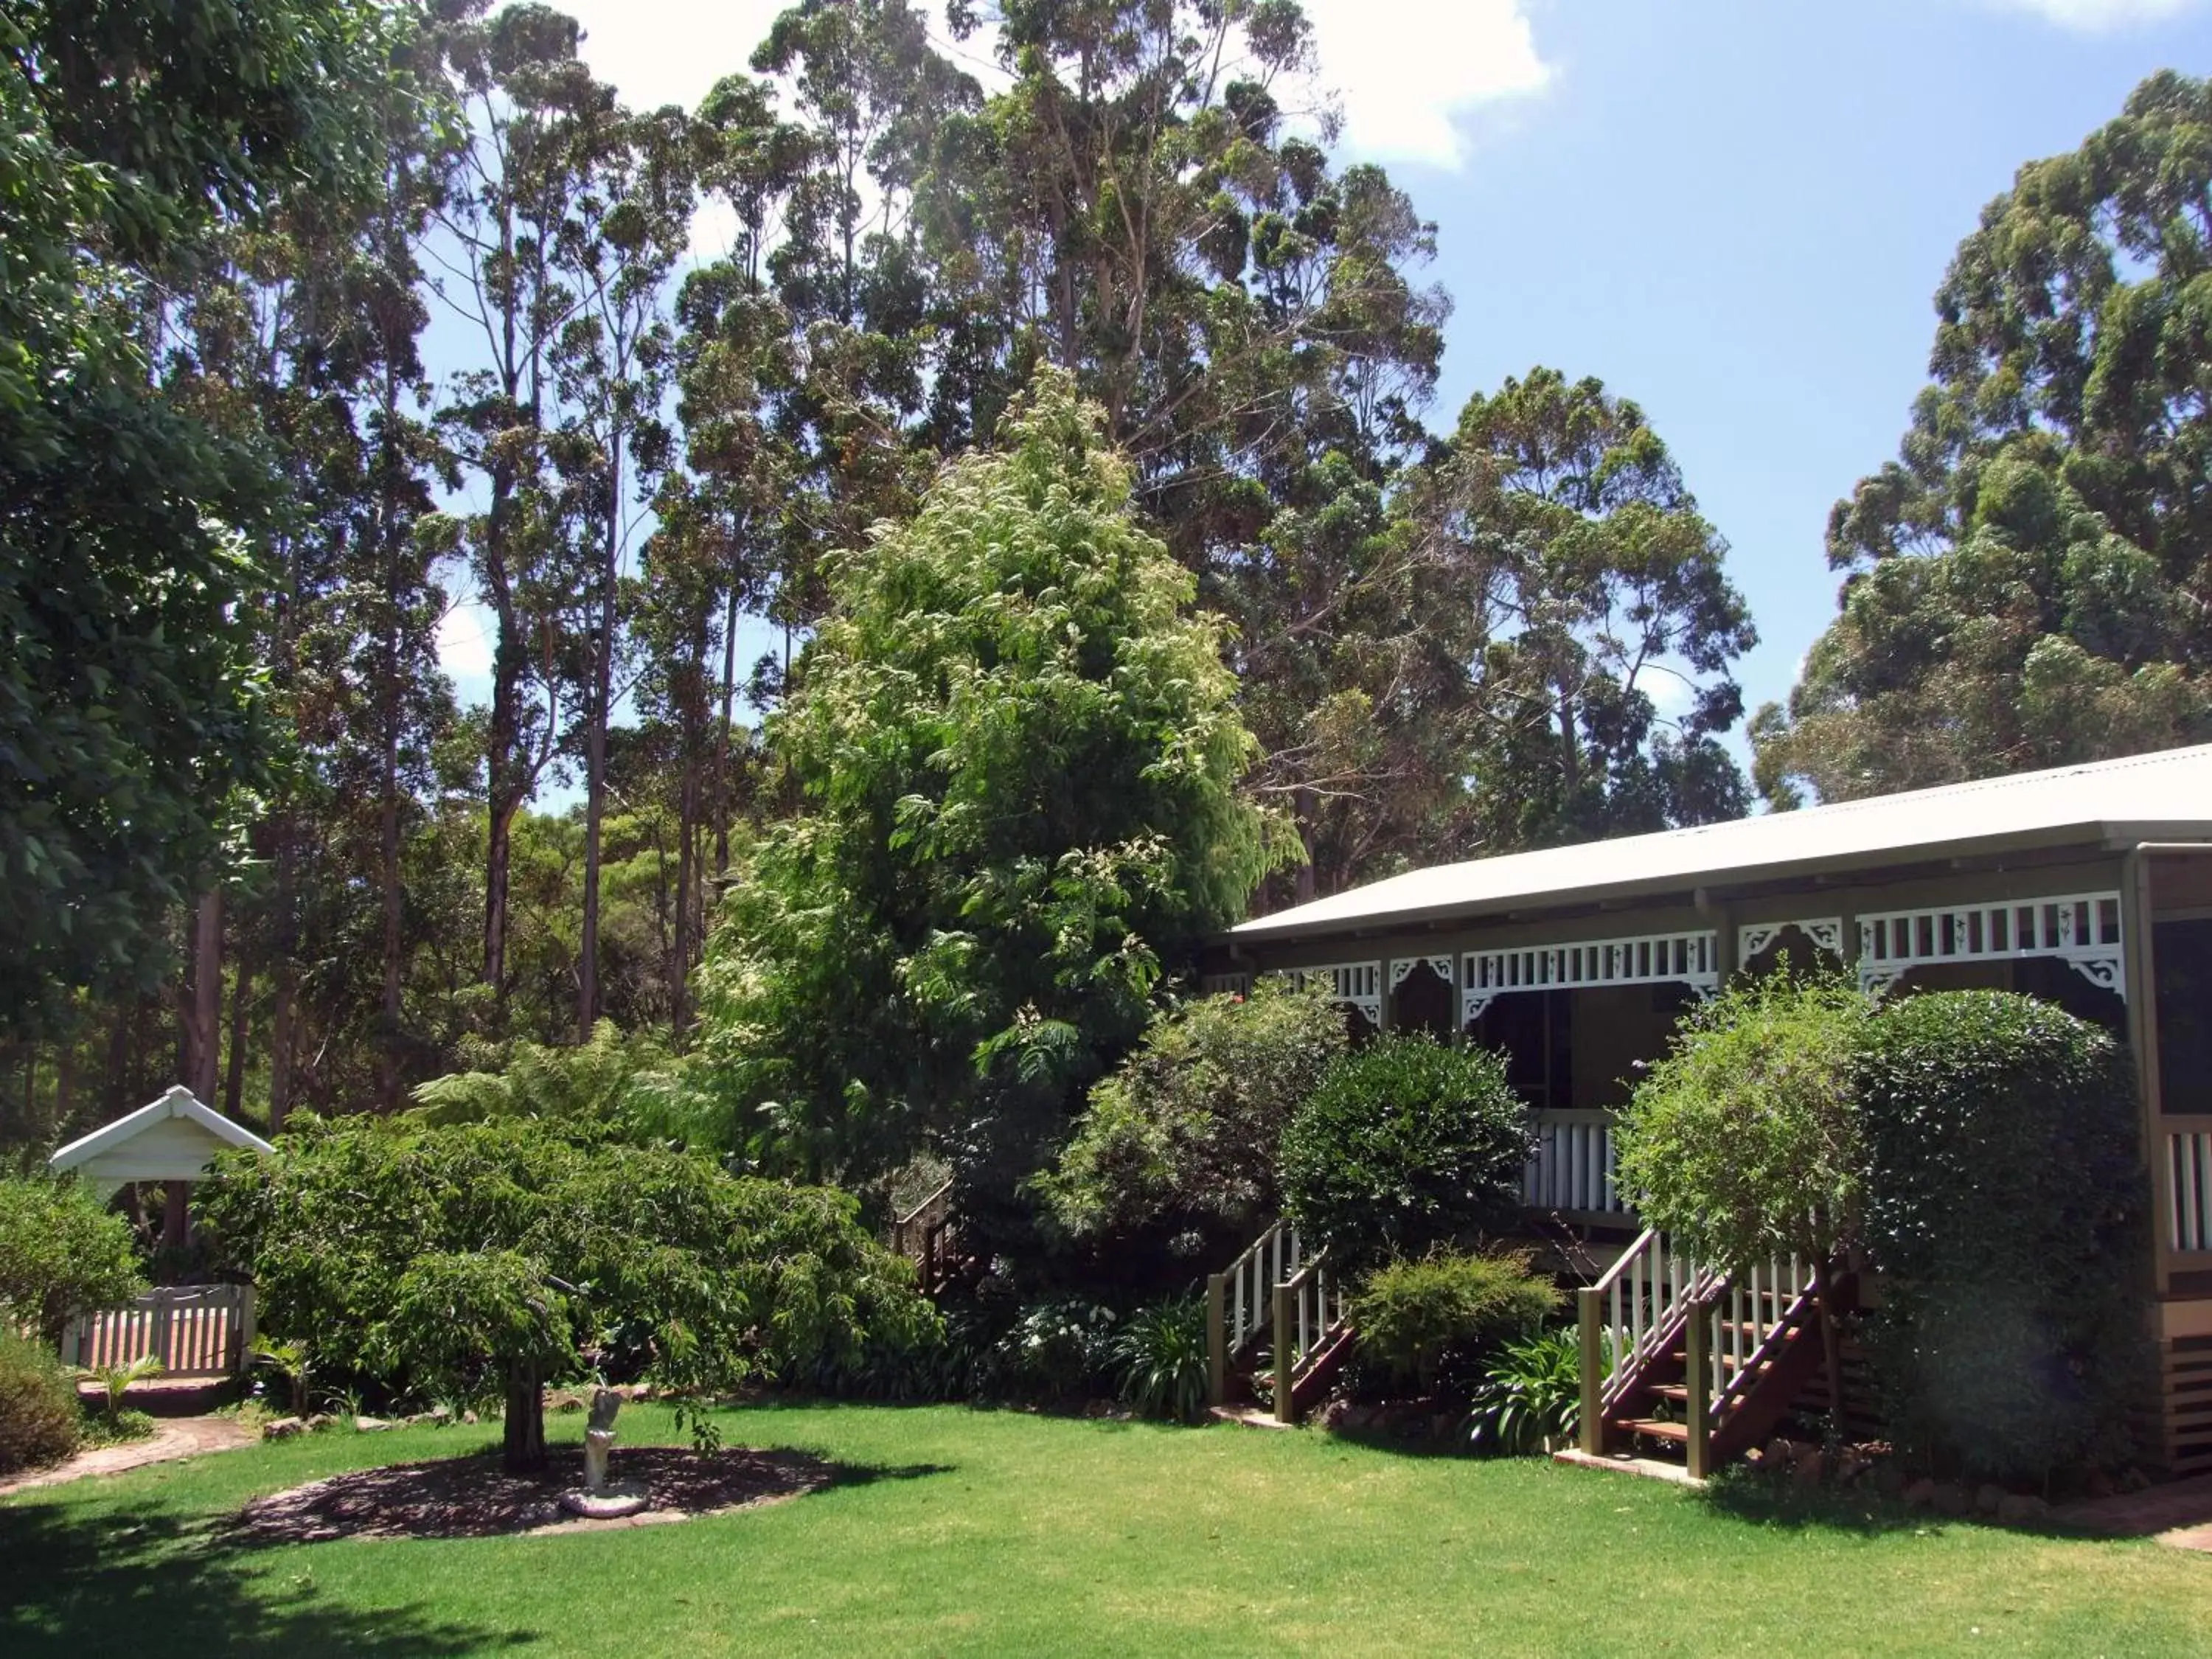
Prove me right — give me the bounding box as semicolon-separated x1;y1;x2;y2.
0;1498;536;1658
1693;1470;1932;1536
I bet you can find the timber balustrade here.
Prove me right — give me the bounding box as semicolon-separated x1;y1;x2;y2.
1524;1110;1630;1221
1206;1220;1349;1420
1577;1230;1820;1477
2168;1119;2212;1256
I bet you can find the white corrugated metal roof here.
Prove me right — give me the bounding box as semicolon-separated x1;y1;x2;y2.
1230;743;2212;945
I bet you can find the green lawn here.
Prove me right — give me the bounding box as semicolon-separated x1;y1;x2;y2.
2;1402;2205;1658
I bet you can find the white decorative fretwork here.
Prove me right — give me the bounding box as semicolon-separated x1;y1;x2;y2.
1388;956;1455;992
1856;892;2126;1001
1737;917;1844;964
1461;931;1718;1025
1198;971;1253;998
1277;961;1384;1026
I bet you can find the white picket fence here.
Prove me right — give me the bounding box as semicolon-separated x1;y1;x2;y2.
60;1284;256;1377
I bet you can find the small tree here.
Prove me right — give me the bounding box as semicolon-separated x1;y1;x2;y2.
0;1174;145;1347
1034;980;1348;1248
199;1115;935;1472
1613;970;1871;1428
1279;1034;1531;1268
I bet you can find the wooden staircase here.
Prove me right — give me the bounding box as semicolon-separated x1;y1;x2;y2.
886;1180;962;1295
1577;1228;1851;1477
1204;1219;1353;1422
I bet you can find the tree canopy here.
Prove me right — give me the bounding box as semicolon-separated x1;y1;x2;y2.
199;1113;933;1470
1758;71;2212;804
689;369;1289;1225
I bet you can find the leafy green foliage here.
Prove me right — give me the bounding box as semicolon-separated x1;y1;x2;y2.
0;0;400;1034
76;1354;163;1427
1467;1326;1587;1455
1614;969;1870;1273
197;1113;935;1470
997;1296;1121;1402
691;370;1287;1220
407;1020;675;1138
0;1328;80;1475
1856;991;2152;1484
1036;981;1347;1248
0;1175;145;1347
1113;1295;1210;1424
1279;1034;1531;1268
1345;1250;1559;1395
1759;72;2212;804
1427;369;1757;851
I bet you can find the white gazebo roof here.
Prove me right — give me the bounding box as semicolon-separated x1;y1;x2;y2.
1231;742;2212;945
49;1085;274;1196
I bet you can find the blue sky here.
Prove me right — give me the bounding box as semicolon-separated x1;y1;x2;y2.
434;0;2212;776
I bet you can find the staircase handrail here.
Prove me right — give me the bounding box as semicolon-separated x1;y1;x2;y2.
1270;1251;1350;1423
1703;1251;1821;1421
1583;1227;1721;1415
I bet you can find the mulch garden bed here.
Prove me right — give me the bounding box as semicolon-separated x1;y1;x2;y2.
229;1445;837;1543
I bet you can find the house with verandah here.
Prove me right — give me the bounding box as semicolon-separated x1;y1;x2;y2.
1198;742;2212;1478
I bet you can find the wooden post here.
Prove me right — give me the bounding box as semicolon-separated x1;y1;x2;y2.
235;1284;257;1375
1206;1271;1228;1407
1577;1286;1604;1455
1684;1296;1711;1481
1273;1279;1295;1425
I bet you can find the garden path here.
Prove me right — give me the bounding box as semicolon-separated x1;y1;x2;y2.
2051;1475;2212;1554
0;1416;252;1499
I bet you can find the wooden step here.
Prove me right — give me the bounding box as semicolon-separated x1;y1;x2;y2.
1613;1417;1689;1444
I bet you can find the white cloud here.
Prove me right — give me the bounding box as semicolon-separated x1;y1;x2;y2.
555;0;786;115
1981;0;2207;29
1300;0;1551;168
554;0;1548;177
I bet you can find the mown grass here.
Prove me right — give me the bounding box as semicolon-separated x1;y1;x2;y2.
2;1401;2205;1657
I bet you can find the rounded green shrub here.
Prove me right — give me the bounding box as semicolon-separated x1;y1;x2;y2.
0;1329;83;1475
1279;1034;1531;1267
1038;980;1348;1246
0;1174;145;1346
1857;990;2152;1484
1347;1248;1559;1394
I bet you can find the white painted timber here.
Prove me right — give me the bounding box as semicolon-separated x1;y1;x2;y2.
1738;917;1844;962
48;1085;274;1197
2171;1130;2212;1254
1461;931;1717;1023
1855;892;2124;999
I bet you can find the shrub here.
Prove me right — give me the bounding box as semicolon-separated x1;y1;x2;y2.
1037;981;1348;1245
1279;1034;1531;1267
999;1295;1119;1400
1857;990;2152;1485
0;1174;145;1346
0;1329;81;1475
1346;1249;1559;1395
1467;1326;1586;1455
1114;1295;1210;1422
1613;967;1870;1422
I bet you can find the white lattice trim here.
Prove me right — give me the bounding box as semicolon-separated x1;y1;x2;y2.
1738;917;1844;963
1461;931;1717;1025
1856;892;2125;1001
1388;956;1455;992
1272;961;1384;1026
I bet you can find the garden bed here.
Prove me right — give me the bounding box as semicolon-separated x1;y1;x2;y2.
229;1444;836;1543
